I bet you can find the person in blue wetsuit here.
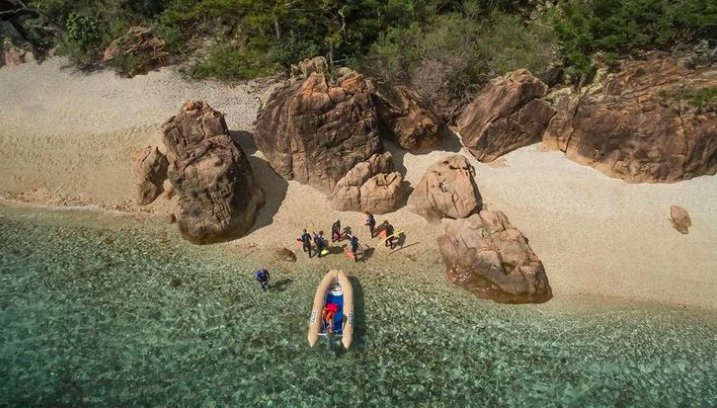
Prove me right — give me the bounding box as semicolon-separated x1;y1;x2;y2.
313;231;326;257
348;234;360;262
255;268;270;291
297;229;313;258
365;212;376;238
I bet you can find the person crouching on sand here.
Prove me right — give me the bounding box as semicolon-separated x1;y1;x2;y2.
297;229;313;258
331;220;342;242
365;212;376;238
313;231;327;257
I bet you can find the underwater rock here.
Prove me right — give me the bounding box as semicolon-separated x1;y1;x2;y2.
409;155;482;223
168;277;182;287
670;205;692;234
275;248;297;263
162;101;265;244
438;210;552;304
543;51;717;183
132;145;168;206
458;69;554;162
328;152;404;214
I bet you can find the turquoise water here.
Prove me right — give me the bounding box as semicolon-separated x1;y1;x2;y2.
1;206;716;407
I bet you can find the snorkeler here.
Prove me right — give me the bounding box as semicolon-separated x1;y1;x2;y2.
255;268;270;291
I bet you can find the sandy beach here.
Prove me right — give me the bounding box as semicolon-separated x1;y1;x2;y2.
1;58;716;310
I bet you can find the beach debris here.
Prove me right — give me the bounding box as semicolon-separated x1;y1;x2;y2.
132;145;168;206
458;69;554;162
328;152;404;214
438;210;552;304
670;205;692;234
409;155;482;223
543;51;717;183
162;101;265;244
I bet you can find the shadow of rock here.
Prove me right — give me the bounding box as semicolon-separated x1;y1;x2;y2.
441;127;464;153
383;139;407;176
230;130;258;155
348;276;366;349
233;131;288;233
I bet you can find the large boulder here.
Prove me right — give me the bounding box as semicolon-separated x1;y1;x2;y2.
103;26;169;76
162;101;265;244
458;69;555;162
254;72;382;193
132;145;168;205
372;84;446;152
409;155;482;223
544;52;717;183
438;211;552;304
328;152;404;214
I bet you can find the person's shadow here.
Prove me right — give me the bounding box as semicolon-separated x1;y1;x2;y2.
271;278;293;292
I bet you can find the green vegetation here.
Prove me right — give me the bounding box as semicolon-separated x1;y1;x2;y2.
660;87;717;112
2;0;715;96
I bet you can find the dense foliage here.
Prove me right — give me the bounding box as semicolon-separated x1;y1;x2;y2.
1;0;715;106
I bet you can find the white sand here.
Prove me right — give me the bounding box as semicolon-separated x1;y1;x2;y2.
2;58;717;309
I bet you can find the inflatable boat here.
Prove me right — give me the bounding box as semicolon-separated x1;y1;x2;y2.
307;269;354;349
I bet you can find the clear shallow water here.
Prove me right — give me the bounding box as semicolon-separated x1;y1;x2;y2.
1;206;716;407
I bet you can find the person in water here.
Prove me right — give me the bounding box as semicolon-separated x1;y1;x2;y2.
331;220;342;242
255;268;270;291
365;212;376;238
297;229;312;258
348;234;360;262
382;220;396;249
313;231;327;257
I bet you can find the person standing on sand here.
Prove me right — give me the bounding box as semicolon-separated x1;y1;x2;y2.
297;229;313;258
313;231;327;257
365;212;376;238
255;268;270;291
331;220;342;242
382;220;396;249
348;234;360;262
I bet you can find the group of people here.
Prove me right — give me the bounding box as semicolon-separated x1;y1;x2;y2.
296;213;398;261
254;213;400;291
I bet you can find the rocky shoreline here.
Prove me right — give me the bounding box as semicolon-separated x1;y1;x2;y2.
1;56;717;309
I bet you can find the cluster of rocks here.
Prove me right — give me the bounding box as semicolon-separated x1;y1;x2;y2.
0;20;38;68
254;63;446;213
133;100;265;244
407;154;552;304
458;52;717;183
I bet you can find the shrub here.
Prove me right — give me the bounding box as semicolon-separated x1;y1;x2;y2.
184;41;277;82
